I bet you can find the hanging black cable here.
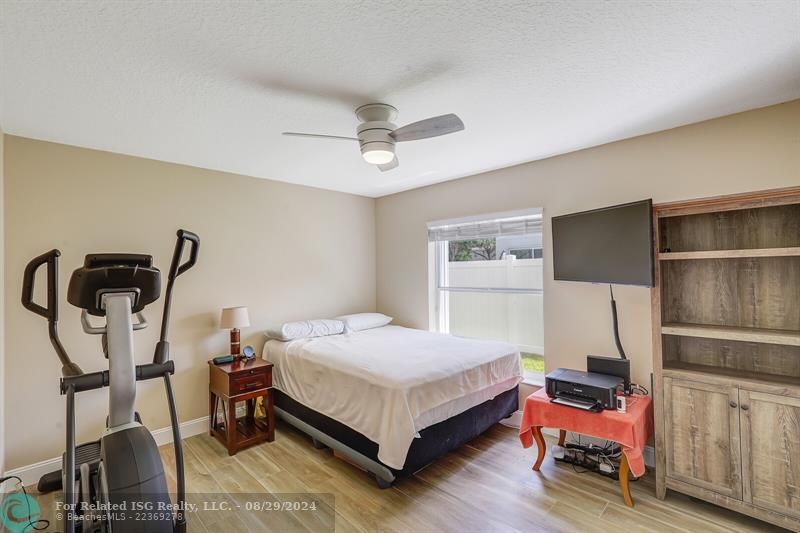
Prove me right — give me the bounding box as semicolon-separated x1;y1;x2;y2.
609;285;627;360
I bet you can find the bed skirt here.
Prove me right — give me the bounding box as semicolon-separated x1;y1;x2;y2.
275;385;519;478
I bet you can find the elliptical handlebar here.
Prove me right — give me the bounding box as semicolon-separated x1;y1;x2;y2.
156;229;200;360
168;229;200;281
22;249;59;320
21;249;83;377
156;229;198;533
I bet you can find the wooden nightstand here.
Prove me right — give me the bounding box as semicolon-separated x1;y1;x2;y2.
208;358;274;455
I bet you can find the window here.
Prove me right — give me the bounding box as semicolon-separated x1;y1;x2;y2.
428;209;545;381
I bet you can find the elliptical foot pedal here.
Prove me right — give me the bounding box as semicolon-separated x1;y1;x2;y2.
37;469;63;493
38;441;103;494
74;440;102;467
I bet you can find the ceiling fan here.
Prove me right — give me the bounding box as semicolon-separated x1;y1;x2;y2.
282;103;464;171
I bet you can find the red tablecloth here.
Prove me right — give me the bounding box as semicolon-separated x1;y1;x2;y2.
519;388;653;477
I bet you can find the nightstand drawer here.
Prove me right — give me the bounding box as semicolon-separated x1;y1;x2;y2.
231;370;270;394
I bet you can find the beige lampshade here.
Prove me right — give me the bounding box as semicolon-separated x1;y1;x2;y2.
220;306;250;329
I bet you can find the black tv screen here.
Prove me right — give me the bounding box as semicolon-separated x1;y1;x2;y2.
552;199;654;287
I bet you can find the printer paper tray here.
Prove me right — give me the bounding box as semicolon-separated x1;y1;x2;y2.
551;395;602;412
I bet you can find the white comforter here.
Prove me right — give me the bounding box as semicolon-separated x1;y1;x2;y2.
262;325;522;469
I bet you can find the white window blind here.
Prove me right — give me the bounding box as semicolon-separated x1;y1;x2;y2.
427;210;542;242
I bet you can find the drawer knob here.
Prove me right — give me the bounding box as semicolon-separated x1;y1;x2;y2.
729;401;737;408
740;404;750;411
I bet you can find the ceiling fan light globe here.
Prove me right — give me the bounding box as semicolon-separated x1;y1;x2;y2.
361;145;395;165
363;150;395;165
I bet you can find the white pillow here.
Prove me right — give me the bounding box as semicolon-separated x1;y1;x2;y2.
336;313;393;332
265;319;344;341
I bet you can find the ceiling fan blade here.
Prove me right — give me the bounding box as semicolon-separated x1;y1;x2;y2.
378;157;399;172
282;132;358;141
390;114;464;142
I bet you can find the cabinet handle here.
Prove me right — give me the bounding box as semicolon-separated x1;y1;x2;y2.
740;404;750;411
242;382;259;390
729;401;737;408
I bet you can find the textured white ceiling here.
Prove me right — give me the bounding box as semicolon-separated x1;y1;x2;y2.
1;1;798;197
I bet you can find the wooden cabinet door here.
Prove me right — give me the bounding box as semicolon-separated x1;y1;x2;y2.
664;376;743;499
740;388;800;519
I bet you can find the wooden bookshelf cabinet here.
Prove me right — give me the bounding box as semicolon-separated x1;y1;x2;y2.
651;187;800;531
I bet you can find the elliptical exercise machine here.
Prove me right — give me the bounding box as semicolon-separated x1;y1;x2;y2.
22;229;199;533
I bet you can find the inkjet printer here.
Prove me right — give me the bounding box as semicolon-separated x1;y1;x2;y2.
545;368;624;411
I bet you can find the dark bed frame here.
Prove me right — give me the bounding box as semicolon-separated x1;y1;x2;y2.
274;386;519;488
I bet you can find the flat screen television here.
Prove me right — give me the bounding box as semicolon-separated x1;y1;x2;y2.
552;199;654;287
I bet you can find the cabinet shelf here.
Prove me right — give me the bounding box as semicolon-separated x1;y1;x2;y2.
663;362;800;389
658;247;800;261
662;323;800;347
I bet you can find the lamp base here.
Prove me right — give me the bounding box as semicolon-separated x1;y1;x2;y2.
230;328;241;355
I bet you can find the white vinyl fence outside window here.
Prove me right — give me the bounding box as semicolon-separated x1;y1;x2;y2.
428;209;545;378
445;258;544;353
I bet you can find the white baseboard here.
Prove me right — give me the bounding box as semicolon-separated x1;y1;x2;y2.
4;416;210;487
151;415;210;447
2;456;64;491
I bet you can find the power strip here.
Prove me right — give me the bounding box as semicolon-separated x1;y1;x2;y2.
552;443;621;480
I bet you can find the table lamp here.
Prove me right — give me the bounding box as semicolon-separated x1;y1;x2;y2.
220;306;250;355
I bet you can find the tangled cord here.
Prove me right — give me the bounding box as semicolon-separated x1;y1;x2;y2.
0;475;51;532
566;434;638;482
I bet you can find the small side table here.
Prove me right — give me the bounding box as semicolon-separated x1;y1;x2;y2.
519;388;653;507
208;358;275;455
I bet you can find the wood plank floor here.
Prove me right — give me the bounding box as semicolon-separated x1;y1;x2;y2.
23;421;785;532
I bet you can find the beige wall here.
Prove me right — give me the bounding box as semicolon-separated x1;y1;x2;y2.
3;136;376;469
376;100;800;389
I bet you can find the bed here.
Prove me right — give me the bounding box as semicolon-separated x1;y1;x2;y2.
262;324;522;487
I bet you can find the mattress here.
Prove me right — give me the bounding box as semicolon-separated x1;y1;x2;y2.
262;325;522;469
